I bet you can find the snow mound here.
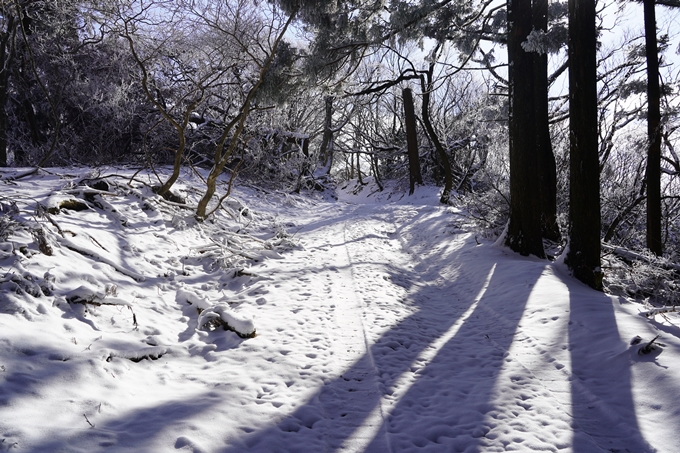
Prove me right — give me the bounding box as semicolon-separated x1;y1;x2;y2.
176;287;212;311
198;303;256;338
177;288;256;338
105;346;170;362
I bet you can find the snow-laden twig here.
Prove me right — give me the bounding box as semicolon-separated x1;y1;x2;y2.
641;305;679;318
602;243;680;271
64;285;139;327
64;187;118;197
58;236;146;282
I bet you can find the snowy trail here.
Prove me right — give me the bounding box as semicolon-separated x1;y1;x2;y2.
2;174;679;453
222;202;399;452
229;199;588;452
336;203;579;452
235;195;663;452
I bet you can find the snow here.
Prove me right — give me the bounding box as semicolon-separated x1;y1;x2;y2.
1;168;680;452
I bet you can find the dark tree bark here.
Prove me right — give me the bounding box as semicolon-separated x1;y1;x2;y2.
505;0;545;258
353;129;364;185
420;76;453;203
533;0;560;241
643;0;663;256
0;14;17;167
371;153;384;191
419;43;453;204
319;95;334;173
567;0;603;290
402;87;423;195
294;137;311;193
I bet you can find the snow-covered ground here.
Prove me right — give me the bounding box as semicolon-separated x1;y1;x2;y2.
1;168;679;453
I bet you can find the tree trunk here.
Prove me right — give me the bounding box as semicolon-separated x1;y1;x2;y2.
319;95;334;172
0;67;9;167
644;0;663;256
354;129;363;185
505;0;545;258
156;131;186;198
402;87;422;195
420;70;453;204
0;14;16;167
533;0;560;241
294;137;311;193
195;8;297;220
567;0;603;290
371;153;383;191
356;150;363;184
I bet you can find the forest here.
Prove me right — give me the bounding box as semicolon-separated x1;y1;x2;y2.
3;1;680;451
1;0;680;304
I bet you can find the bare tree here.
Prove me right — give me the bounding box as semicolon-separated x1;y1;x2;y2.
191;0;297;219
112;1;222;197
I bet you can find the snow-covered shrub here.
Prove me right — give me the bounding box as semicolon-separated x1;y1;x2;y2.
0;202;22;241
0;215;21;243
456;135;511;241
0;274;40;298
265;222;299;252
171;215;191;231
603;249;680;306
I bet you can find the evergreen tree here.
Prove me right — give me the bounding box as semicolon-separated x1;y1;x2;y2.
644;0;663;256
533;0;560;241
566;0;602;290
505;0;545;258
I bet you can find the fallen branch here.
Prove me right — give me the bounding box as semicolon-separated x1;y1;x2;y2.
58;236;146;282
641;305;679;318
67;290;139;328
64;188;118;197
638;335;661;355
105;346;168;363
83;414;95;428
2;167;41;181
602;243;680;272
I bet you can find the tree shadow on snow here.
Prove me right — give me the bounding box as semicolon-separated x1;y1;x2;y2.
217;241;544;452
20;391;221;453
0;346;84;409
363;253;545;453
567;284;655;452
